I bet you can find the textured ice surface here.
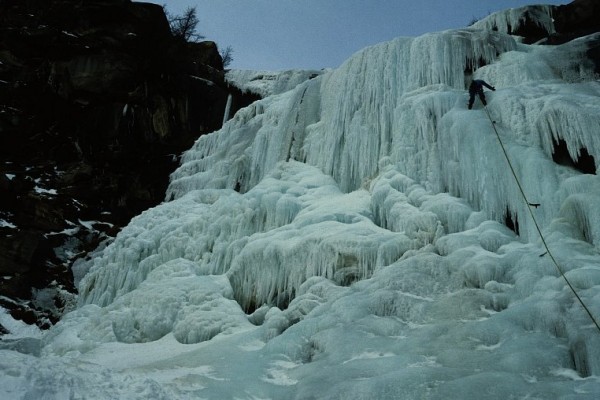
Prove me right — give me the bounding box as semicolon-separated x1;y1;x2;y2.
3;6;600;400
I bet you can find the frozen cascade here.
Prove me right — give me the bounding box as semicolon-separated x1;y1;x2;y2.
5;6;600;399
167;77;323;197
303;30;517;192
79;162;417;312
222;93;233;125
75;17;600;362
91;28;522;309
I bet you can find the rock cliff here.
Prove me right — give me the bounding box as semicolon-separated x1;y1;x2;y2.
0;0;258;329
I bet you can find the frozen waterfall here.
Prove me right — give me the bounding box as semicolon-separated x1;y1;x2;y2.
3;5;600;400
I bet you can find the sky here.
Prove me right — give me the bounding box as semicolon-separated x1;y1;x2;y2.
145;0;570;71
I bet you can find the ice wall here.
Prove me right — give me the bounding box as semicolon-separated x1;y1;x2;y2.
174;29;600;242
32;7;600;396
175;30;517;200
303;31;517;192
78;19;600;319
80;28;516;308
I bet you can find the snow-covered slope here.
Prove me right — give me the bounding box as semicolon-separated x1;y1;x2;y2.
3;5;600;399
226;69;325;97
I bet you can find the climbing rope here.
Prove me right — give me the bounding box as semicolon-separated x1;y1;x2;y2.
483;105;600;334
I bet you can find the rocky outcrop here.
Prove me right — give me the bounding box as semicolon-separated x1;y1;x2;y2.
552;0;600;42
485;0;599;49
0;0;257;330
512;2;600;75
550;0;600;74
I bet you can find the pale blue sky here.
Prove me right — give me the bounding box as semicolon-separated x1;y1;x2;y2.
146;0;569;70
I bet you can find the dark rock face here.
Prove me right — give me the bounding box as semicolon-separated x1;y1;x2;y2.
509;6;556;45
552;0;600;42
498;1;600;47
0;0;256;331
550;1;600;74
542;0;600;75
481;2;600;71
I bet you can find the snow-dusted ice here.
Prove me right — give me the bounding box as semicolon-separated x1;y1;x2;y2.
225;69;325;98
3;5;600;399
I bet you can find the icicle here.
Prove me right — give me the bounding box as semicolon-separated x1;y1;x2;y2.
222;93;233;125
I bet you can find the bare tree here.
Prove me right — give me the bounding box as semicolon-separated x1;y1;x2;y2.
220;45;234;68
166;6;204;42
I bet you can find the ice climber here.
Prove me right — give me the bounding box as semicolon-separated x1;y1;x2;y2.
468;79;495;109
